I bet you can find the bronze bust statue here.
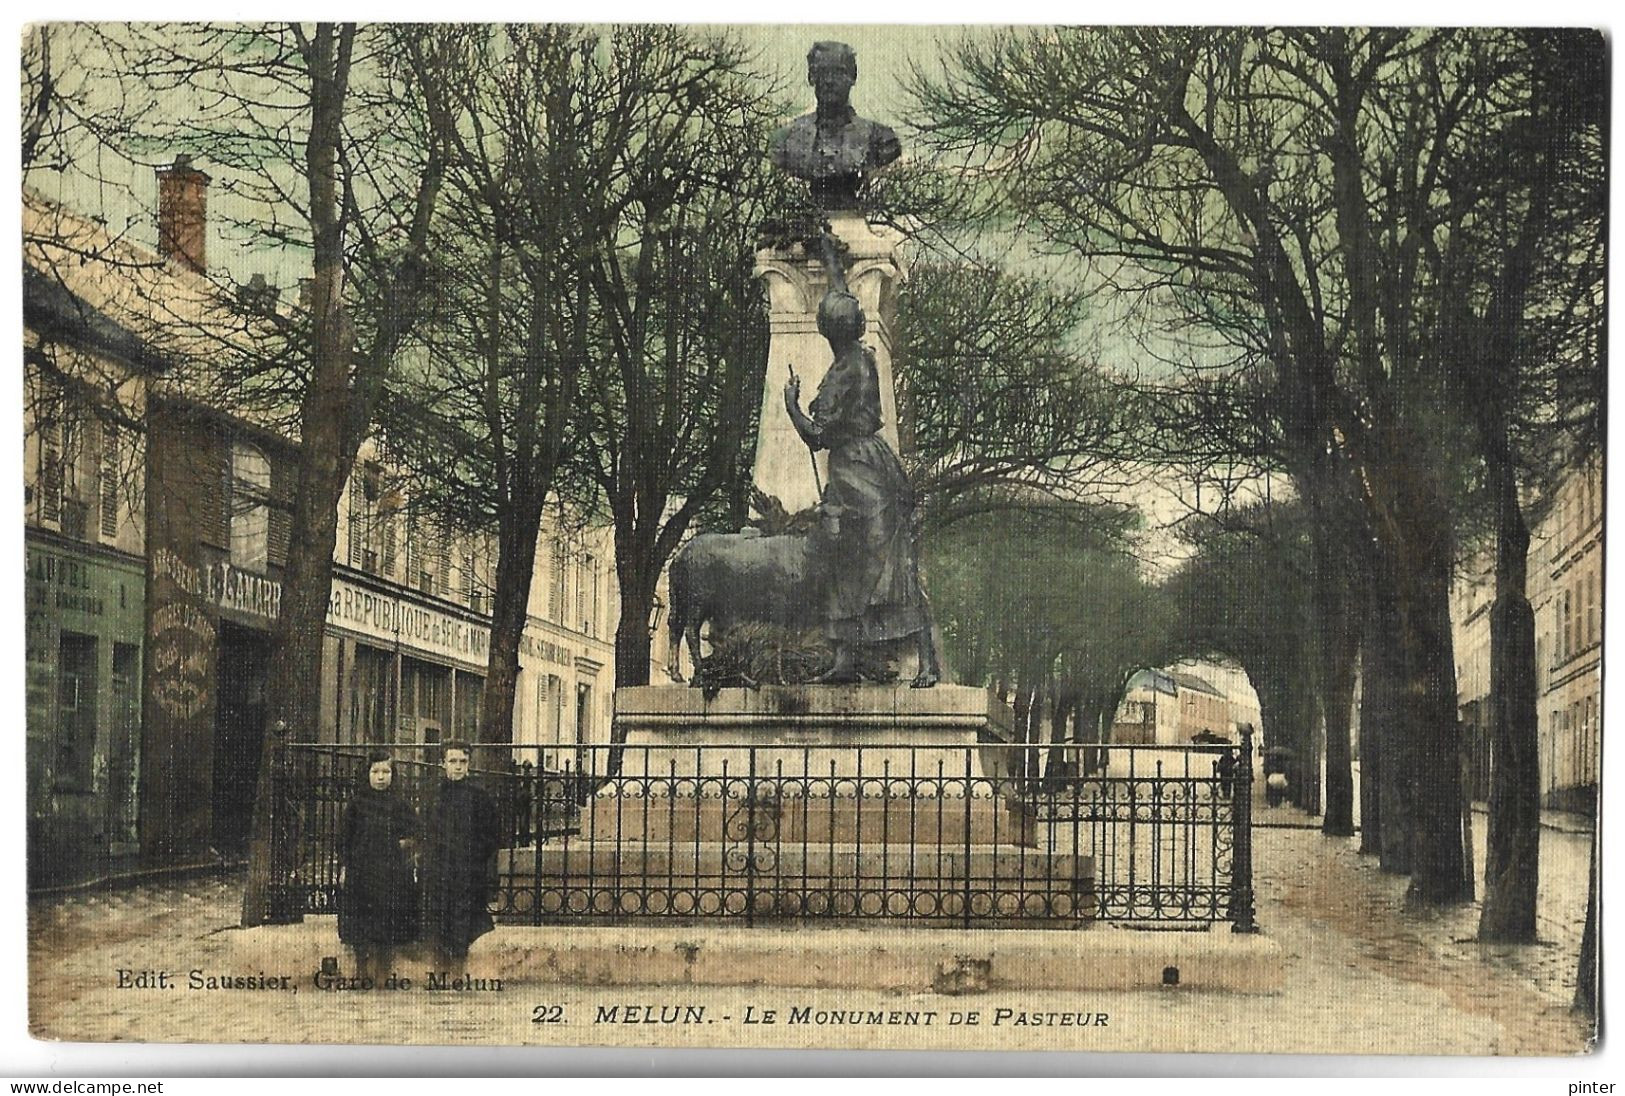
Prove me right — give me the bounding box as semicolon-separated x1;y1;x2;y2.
769;41;902;209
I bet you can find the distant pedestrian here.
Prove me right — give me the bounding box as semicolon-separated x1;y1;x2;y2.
1216;748;1237;800
418;741;501;979
1265;770;1289;808
337;750;419;985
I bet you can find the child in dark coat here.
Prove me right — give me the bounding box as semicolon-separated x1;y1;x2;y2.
338;751;419;984
418;741;501;979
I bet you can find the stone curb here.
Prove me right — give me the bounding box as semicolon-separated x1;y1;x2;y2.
221;918;1285;996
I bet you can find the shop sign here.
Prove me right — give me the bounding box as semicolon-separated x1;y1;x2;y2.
520;633;577;669
151;548;282;623
27;547;108;617
327;576;490;669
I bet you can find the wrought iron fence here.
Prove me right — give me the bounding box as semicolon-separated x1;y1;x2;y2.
269;730;1255;932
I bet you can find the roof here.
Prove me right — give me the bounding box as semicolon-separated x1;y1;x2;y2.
24;187;300;440
1168;670;1225;697
24;263;172;374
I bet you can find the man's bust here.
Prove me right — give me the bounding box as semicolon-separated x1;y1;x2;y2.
769;41;902;209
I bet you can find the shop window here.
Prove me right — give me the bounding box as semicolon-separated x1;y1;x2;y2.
576;683;593;746
547;673;564;744
55;632;97;792
401;657;451;744
229;441;271;573
456;670;484;742
347;643;395;744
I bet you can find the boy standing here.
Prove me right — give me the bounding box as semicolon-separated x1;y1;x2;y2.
418;741;501;980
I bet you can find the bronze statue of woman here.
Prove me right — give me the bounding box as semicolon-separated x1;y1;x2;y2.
782;239;939;687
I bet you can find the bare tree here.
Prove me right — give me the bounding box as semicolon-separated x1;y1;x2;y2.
564;27;792;695
58;22;464;923
908;27;1599;903
894;261;1138;530
382;26;602;746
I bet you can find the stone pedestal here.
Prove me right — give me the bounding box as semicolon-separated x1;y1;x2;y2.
613;683;1016;780
752;211;906;514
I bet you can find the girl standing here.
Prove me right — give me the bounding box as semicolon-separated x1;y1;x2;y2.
338;751;419;984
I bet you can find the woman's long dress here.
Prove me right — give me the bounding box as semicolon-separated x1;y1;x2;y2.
337;789;419;946
809;344;927;643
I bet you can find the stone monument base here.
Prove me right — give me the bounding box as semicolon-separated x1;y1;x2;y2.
612;683;1022;779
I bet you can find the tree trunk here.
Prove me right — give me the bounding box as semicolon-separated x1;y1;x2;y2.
480;506;546;745
1365;583;1410;873
1574;825;1599;1018
1045;684;1077;780
1313;523;1359;835
1478;457;1540;940
1357;658;1382;855
1297;684;1324;815
242;24;356;927
1393;530;1470;904
613;571;656;695
1320;634;1358;836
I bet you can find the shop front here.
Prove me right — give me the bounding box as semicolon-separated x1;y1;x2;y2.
325;571;492;749
24;532;146;887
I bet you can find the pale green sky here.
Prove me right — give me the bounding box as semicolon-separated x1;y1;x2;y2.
736;24;988;123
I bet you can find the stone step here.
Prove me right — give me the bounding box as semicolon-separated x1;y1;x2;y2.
582;793;1035;847
500;842;1090;897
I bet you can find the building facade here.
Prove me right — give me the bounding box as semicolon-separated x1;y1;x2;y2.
23;169;646;885
1112;666;1236;745
23;371;148;887
1451;456;1603;812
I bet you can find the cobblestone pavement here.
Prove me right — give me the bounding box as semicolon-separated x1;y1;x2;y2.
28;820;1597;1057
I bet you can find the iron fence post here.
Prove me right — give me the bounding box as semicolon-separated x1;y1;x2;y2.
1229;724;1259;933
746;746;757;928
266;735;304;923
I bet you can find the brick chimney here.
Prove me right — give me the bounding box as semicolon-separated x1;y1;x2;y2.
156;153;211;273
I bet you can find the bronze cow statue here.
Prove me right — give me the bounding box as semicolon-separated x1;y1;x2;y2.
666;529;939;688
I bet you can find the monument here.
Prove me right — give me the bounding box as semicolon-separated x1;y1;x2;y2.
567;42;1092;925
753;41;907;517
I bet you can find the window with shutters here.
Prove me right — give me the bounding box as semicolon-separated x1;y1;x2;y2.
549;540;566;622
380;512;398;577
36;383;64;527
99;421;120;541
33;384;93;537
408;518;449;596
462;545;483;614
229;441;271;573
588;554;600;636
1587;571;1597;647
347;485;368;569
576;553;588;632
347;465;397;577
406;519;422;584
435;519;451;597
